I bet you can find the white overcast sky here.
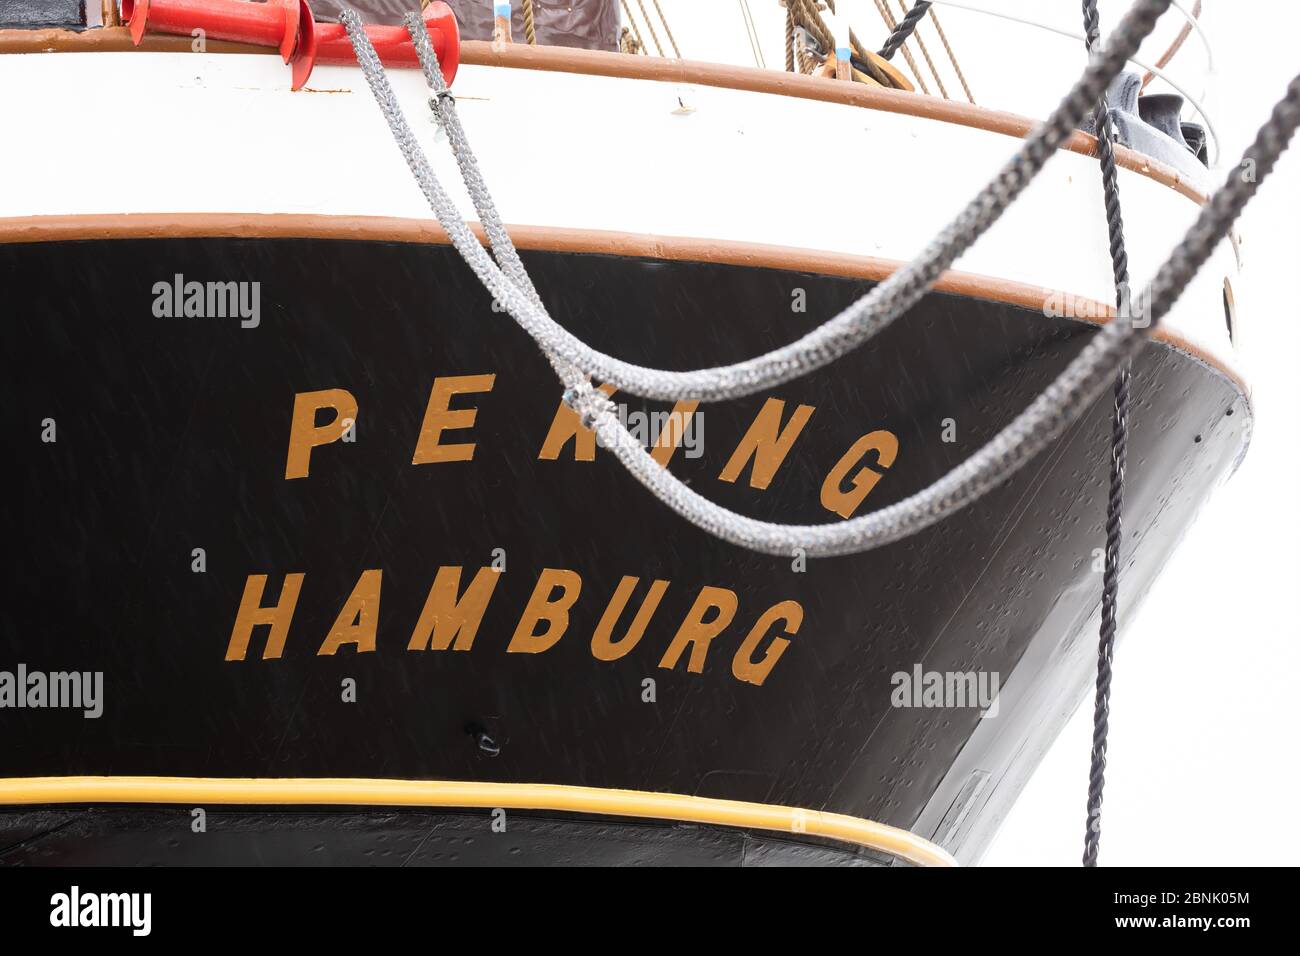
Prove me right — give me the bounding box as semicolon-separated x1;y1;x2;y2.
642;0;1300;866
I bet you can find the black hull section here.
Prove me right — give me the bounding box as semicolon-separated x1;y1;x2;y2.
0;808;876;867
0;237;1247;865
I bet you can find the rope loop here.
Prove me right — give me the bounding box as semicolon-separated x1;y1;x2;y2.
333;1;1300;561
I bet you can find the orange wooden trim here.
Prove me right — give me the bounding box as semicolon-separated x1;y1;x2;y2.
453;42;1207;204
0;24;267;55
0;29;1209;205
0;212;1244;394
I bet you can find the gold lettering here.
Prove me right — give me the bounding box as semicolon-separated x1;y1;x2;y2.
819;430;899;518
732;600;803;686
408;566;500;652
412;374;496;464
317;569;382;655
659;586;738;674
718;398;814;489
225;573;305;661
507;568;582;653
285;388;358;479
591;576;670;661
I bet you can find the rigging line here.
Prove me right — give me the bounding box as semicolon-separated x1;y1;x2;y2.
784;0;822;76
749;3;766;69
752;1;768;69
345;0;1300;561
790;0;852;70
634;0;665;57
784;2;796;72
738;2;754;68
926;0;1219;164
819;0;882;82
791;0;833;60
797;33;814;74
1163;0;1213;87
893;0;947;98
521;0;536;45
928;0;1213;79
1142;0;1201;91
928;6;974;103
794;28;810;74
738;0;765;69
873;0;930;93
651;0;681;58
1080;0;1133;870
786;0;825;75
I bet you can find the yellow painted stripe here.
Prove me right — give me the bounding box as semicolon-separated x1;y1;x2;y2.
0;776;956;867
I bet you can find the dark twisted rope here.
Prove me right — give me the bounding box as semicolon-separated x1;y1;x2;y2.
1082;0;1133;869
879;1;932;60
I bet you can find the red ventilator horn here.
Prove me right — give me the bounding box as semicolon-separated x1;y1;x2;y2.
315;2;460;86
122;0;317;87
121;0;459;91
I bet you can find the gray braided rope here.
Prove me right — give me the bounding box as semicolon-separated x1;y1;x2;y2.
343;8;1300;558
879;1;932;60
405;19;581;385
1081;0;1131;869
384;0;1173;407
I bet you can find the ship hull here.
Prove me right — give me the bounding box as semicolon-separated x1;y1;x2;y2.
0;233;1248;864
1;807;881;867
